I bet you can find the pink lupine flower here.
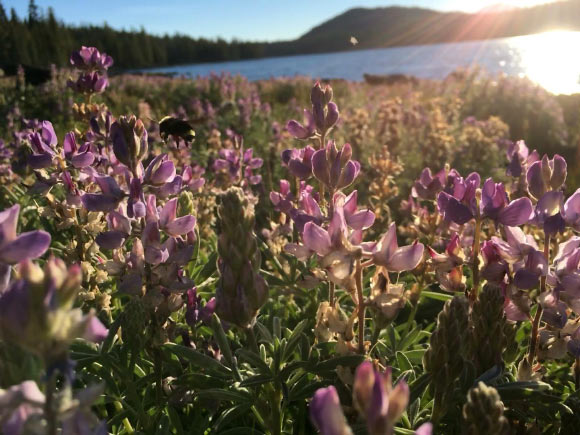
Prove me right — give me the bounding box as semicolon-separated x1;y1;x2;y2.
371;223;424;272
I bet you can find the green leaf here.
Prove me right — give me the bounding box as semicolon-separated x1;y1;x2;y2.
162;343;231;376
239;374;274;387
282;319;309;362
213;404;252;431
196;388;251;403
255;321;274;344
409;373;431;404
195;251;217;281
211;313;235;369
421;291;454;301
310;354;366;373
396;351;413;373
401;349;426;364
237;349;272;375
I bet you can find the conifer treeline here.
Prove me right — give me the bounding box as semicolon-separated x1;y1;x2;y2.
0;1;267;70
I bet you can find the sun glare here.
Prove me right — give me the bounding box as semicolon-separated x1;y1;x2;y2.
510;30;580;94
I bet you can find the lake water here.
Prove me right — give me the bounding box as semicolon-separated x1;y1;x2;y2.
141;31;580;95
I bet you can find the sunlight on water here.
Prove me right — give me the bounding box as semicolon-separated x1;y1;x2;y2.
509;31;580;94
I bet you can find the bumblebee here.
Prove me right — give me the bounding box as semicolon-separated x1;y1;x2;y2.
159;116;196;147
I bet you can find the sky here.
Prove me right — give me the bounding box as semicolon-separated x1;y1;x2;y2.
3;0;557;41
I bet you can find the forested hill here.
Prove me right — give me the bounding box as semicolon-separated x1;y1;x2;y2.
268;1;580;55
2;0;580;71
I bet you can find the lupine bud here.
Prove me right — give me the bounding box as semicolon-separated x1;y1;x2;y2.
0;258;108;363
353;361;410;435
423;296;469;422
526;154;567;200
215;187;269;328
110;115;148;176
312;141;360;191
310;386;352;435
462;382;511;435
470;284;514;374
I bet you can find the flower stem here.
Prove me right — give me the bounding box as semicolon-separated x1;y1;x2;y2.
45;372;58;435
329;281;335;307
469;217;482;303
527;233;550;366
355;259;365;354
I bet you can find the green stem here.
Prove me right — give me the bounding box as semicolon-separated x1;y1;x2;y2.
527;233;550;366
45;372;58;435
470;217;482;303
355;259;365;354
329;281;335;307
114;401;135;433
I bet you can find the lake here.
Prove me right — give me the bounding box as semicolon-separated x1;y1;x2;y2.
141;31;580;95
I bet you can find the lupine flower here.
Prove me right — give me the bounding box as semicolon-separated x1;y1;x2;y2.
531;190;566;236
213;147;263;186
526;154;567;200
506;140;538;177
310;386;352;435
428;234;466;292
143;153;176;186
110;115;149;176
185;287;216;326
312;141;360;191
96;209;132;250
287;109;316;139
287;82;339;139
310;81;339;132
480;179;533;226
27;120;57;169
0;204;51;266
412;167;446;200
62;132;95;168
563;188;580;231
286;193;364;290
182;164;206;191
70;46;113;71
0;381;45;435
353;362;410;435
270;179;294;214
67;72;108;94
0;204;51;293
480;240;508;284
437;172;480;224
127;177;146;218
81;175;125;212
0;258;108;362
371;223;424;272
511;248;548;289
281;146;315;179
290;187;324;232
